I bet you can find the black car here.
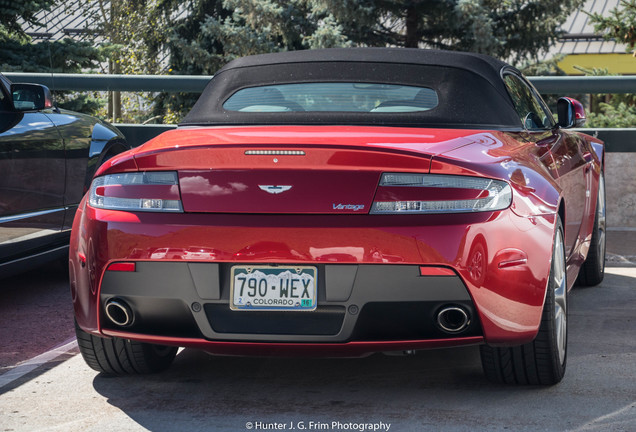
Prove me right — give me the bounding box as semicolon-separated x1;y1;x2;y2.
0;73;128;277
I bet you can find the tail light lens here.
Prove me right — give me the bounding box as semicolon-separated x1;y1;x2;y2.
89;171;183;212
371;173;512;214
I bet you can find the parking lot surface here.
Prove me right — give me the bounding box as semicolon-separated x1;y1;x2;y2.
1;263;634;431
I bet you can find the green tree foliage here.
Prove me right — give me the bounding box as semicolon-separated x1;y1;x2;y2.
155;0;350;121
166;0;347;75
587;0;636;52
92;0;177;75
153;0;233;122
0;0;58;41
153;0;584;121
585;2;636;127
0;0;106;113
0;0;104;72
86;0;182;122
8;0;580;122
315;0;584;63
588;102;636;127
571;67;636;128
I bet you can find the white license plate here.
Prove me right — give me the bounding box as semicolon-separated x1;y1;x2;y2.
230;266;317;311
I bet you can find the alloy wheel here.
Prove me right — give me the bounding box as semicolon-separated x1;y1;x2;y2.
553;227;567;364
597;173;606;275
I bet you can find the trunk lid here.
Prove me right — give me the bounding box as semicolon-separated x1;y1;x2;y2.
131;126;485;214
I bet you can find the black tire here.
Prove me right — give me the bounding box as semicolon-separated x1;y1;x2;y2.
480;216;567;385
577;171;606;286
75;321;177;375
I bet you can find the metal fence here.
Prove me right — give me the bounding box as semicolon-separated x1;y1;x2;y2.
5;72;636;94
4;72;636;151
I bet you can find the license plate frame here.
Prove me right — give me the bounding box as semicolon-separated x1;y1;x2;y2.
230;265;318;311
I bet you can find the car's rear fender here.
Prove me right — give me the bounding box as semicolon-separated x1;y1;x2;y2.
431;131;562;219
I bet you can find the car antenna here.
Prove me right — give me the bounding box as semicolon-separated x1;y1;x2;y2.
44;12;60;113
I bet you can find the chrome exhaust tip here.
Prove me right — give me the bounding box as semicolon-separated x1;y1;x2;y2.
105;299;133;327
436;306;470;333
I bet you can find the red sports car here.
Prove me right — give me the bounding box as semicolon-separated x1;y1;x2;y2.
70;48;605;385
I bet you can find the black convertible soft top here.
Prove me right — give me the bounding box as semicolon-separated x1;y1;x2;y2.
180;48;523;129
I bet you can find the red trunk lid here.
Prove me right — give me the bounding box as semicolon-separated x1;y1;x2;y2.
178;169;380;214
129;126;485;214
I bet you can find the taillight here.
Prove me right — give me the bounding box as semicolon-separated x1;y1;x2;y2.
370;173;512;214
88;171;183;212
107;262;136;272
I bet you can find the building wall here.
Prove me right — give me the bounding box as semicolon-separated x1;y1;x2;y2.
558;54;636;75
606;153;636;228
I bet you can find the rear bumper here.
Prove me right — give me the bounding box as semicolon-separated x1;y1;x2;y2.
98;262;481;344
101;329;484;357
70;201;555;349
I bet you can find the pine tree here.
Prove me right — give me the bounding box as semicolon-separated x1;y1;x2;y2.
315;0;585;63
585;1;636;127
11;0;582;121
155;0;349;121
0;0;104;73
587;0;636;53
0;0;106;113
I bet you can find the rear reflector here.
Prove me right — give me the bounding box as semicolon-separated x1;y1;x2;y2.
419;266;456;276
107;262;136;272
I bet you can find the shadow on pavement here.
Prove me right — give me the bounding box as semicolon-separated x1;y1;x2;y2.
88;268;636;431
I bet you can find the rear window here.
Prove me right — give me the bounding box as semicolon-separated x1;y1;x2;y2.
223;82;439;113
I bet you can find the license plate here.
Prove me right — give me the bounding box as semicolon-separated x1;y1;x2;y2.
230;266;317;311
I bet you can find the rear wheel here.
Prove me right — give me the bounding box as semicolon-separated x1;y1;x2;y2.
480;216;567;385
75;321;177;375
577;171;606;286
